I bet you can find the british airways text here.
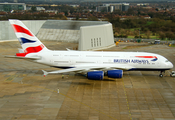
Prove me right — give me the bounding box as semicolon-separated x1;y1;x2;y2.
114;59;149;64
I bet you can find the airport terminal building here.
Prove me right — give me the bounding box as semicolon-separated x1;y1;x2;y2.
0;3;26;12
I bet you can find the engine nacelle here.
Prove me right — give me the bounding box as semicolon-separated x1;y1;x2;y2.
87;71;104;80
107;70;123;78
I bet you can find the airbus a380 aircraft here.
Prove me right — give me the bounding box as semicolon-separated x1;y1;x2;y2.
7;19;173;80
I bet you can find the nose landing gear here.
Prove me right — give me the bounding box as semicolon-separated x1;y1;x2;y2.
159;70;165;77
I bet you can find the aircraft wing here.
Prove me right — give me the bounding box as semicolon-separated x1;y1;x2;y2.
42;65;133;77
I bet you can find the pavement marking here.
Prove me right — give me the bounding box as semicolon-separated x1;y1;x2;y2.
5;75;19;82
9;81;118;120
122;78;132;120
58;92;117;120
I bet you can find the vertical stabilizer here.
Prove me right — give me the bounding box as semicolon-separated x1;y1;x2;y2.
9;19;48;57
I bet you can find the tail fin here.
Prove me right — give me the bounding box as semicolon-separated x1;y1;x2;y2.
9;19;48;57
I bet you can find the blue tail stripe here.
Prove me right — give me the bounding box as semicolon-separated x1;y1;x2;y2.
19;38;36;44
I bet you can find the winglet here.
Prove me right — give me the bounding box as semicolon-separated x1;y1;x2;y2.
66;48;76;51
66;48;71;51
42;70;48;77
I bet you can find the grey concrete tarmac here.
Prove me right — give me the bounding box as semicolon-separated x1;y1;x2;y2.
0;41;175;120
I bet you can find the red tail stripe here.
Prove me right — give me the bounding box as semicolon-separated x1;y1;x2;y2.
16;44;44;57
135;56;157;58
16;53;26;57
12;24;33;37
25;44;44;54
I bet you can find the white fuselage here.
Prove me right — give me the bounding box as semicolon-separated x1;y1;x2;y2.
9;19;173;79
27;50;173;71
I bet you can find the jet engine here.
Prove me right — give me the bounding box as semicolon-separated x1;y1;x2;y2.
87;71;104;80
107;70;123;78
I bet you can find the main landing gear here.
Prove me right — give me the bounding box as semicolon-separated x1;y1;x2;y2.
159;70;165;77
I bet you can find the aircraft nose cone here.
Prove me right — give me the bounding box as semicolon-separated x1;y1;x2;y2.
169;62;174;69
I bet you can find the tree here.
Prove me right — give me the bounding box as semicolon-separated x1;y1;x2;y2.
159;31;166;40
55;14;67;20
145;31;151;39
118;29;127;38
76;15;79;20
126;8;135;15
119;29;125;37
170;16;175;23
31;6;37;12
166;31;175;40
142;27;149;32
64;11;68;16
87;16;98;21
113;10;122;15
133;29;139;37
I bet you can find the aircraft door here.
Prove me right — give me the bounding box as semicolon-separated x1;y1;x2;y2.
69;59;75;67
59;53;63;59
49;59;54;66
157;61;160;67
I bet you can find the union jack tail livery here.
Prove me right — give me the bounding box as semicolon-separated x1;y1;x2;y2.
9;19;48;57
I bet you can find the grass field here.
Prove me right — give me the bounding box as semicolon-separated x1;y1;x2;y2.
170;45;175;47
127;35;159;39
127;36;135;38
150;36;159;39
129;28;140;31
146;21;154;26
117;27;160;39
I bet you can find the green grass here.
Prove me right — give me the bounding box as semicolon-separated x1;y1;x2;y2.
150;36;159;39
126;35;159;39
146;21;154;26
127;36;135;38
129;28;141;31
170;45;175;47
117;28;160;39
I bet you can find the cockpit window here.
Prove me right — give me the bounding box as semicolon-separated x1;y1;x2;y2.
165;60;169;62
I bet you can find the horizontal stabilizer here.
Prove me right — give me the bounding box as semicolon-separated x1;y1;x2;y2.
5;55;41;60
66;48;76;51
42;70;48;77
18;48;24;53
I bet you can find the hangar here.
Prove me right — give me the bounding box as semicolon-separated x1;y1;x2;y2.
0;20;115;51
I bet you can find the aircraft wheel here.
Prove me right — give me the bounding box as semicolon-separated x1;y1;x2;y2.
159;74;163;77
